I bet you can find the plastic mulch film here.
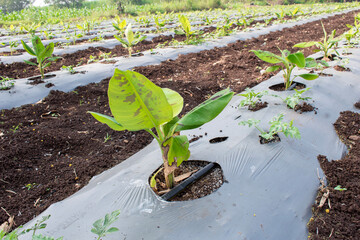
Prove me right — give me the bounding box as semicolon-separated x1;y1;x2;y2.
0;9;357;110
20;46;360;239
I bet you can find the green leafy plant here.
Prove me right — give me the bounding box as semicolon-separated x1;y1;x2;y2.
251;49;318;90
9;41;19;55
216;18;234;37
238;88;268;110
275;9;286;22
112;17;127;36
175;15;203;44
23;23;41;37
0;215;62;240
0;76;15;90
114;24;146;57
103;133;111;143
273;88;311;109
334;185;347;191
61;65;76;74
294;22;340;61
154;15;166;32
87;55;98;64
21;36;61;79
77;19;94;35
88;69;234;189
91;210;120;240
239;113;301;141
236;17;253;29
65;29;83;45
42;30;55;40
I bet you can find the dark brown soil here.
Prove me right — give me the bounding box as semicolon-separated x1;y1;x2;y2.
294;102;316;114
334;65;351;72
318;72;333;77
248;101;268;111
259;133;281;144
150;160;224;201
1;9;359;231
355;101;360;109
308;111;360;240
269;81;306;91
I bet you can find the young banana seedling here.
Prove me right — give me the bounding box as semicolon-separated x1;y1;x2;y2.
251;49;318;90
112;16;127;36
114;23;146;57
294;22;340;61
89;69;233;189
21;36;61;79
175;15;203;44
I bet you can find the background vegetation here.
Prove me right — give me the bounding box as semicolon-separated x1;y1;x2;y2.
0;0;355;26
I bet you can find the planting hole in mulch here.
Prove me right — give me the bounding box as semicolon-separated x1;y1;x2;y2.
355;102;360;109
149;160;224;201
209;136;229;143
189;135;203;143
27;74;56;85
318;72;333;77
315;53;340;61
259;133;281;144
293;102;317;114
269;82;306;91
334;65;351;72
248;101;268;111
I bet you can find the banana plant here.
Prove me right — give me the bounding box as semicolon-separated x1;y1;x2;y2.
251;49;318;90
154;15;166;32
293;22;339;61
89;69;234;189
114;23;146;57
21;36;61;79
175;15;196;43
112;16;127;36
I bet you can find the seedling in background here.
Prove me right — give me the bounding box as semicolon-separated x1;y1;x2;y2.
0;76;15;90
294;22;340;61
238;88;268;110
273;88;311;109
42;30;55;40
89;69;233;189
21;36;61;79
154;15;166;32
236;17;253;29
87;55;98;64
216;18;234;37
61;65;76;74
175;15;203;44
275;9;286;22
239;113;301;141
114;23;146;57
112;16;127;36
91;210;121;240
9;41;19;55
103;133;112;143
251;49;318;90
23;23;41;37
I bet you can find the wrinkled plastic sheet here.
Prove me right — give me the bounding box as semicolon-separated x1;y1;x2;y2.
1;9;357;110
19;44;360;239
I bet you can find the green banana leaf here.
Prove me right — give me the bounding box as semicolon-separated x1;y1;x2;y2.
175;88;234;132
108;69;173;131
250;50;283;64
